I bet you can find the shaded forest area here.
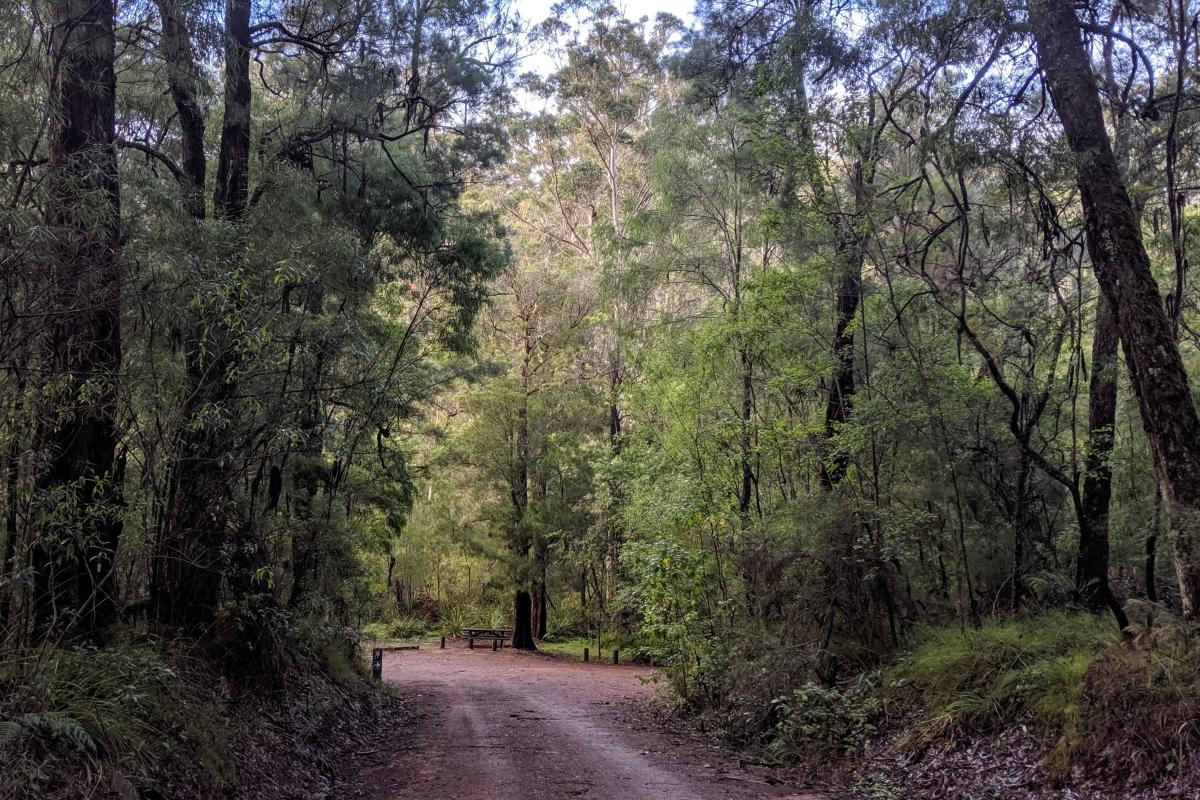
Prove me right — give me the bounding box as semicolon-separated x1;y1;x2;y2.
5;0;1200;795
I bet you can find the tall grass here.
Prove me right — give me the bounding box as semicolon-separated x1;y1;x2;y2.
0;644;231;794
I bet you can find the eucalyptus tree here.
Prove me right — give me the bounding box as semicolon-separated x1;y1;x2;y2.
0;0;516;659
1028;0;1200;617
27;0;125;639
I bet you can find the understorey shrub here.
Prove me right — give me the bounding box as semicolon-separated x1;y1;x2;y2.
361;617;427;641
886;612;1111;755
0;644;231;796
1079;612;1200;778
766;679;880;760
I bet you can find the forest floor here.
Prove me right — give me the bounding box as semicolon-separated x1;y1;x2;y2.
347;643;831;800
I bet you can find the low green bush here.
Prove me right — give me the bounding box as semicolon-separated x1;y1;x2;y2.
767;680;880;759
361;616;427;641
545;594;589;640
887;612;1111;748
435;601;508;636
0;644;231;795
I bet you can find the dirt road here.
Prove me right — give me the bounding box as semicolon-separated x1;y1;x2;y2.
357;644;824;800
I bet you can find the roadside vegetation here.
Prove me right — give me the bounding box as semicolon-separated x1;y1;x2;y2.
6;0;1200;795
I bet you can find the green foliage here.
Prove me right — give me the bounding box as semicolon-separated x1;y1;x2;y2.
619;537;711;691
361;617;428;641
767;682;880;759
0;645;231;794
887;613;1112;749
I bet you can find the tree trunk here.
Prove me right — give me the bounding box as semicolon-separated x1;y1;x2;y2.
819;157;872;490
739;347;753;515
152;0;251;630
511;331;535;650
512;589;535;649
1030;0;1200;616
213;0;251;218
1148;488;1162;603
33;0;124;639
1078;294;1119;613
155;0;206;218
148;0;213;627
536;574;548;640
819;261;860;489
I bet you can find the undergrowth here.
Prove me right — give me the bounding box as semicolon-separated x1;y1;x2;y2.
887;611;1111;749
361;616;428;641
886;608;1200;778
0;643;231;796
0;619;390;798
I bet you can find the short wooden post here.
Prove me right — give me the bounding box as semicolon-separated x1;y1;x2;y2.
371;648;383;680
492;638;498;652
469;638;474;649
612;650;619;666
583;647;589;663
440;636;446;649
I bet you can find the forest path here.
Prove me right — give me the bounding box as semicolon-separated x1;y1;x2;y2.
356;644;826;800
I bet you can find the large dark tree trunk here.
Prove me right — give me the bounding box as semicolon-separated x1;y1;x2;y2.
1078;295;1119;613
512;589;535;649
739;347;754;515
149;0;216;629
819;157;873;490
536;572;548;640
819;263;860;489
32;0;124;639
152;0;252;631
213;0;251;218
511;334;536;651
155;0;206;218
1030;0;1200;616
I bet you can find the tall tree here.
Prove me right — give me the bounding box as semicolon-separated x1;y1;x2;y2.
1029;0;1200;616
32;0;124;638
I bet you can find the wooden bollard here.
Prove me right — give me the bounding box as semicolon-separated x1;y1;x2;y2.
583;647;589;663
440;636;446;649
371;648;383;680
469;638;474;649
612;650;619;666
492;639;498;652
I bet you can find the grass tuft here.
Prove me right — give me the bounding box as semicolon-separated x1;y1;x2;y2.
888;611;1112;758
0;644;232;795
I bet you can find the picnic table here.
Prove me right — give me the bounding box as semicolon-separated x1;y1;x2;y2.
465;626;512;649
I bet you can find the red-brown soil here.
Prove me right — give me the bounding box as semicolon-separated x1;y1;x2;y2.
351;643;827;800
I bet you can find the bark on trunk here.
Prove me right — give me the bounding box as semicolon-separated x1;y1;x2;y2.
536;574;548;640
1078;294;1119;612
819;158;872;490
155;0;206;218
33;0;124;639
152;0;250;629
511;329;536;650
213;0;251;218
512;589;535;649
739;348;753;515
819;261;860;489
1030;0;1200;616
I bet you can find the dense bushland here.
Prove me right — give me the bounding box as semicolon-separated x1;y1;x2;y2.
369;0;1200;789
0;0;514;791
7;0;1200;793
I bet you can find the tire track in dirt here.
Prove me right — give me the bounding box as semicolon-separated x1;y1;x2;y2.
356;644;826;800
